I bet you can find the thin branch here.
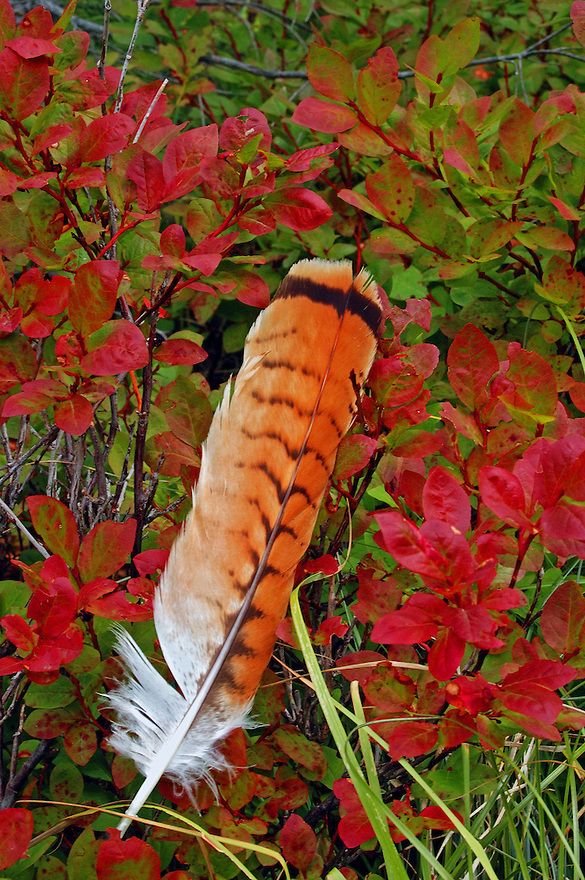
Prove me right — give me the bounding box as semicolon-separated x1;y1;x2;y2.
0;426;59;488
0;497;49;558
200;53;308;79
0;741;52;809
133;77;169;143
113;0;152;114
98;0;112;79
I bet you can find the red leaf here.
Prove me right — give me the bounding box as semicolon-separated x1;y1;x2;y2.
285;143;338;172
54;394;93;435
127;148;165;212
336;650;386;684
70;261;121;338
133;549;169;576
2;378;65;417
292;97;357;133
385;720;438;759
0;306;21;333
78;519;136;581
29;576;77;636
268;187;332;231
154;338;207;365
445;675;495;715
540;503;585;559
353;570;401;625
5;36;60;58
234;271;270;308
428;628;466;680
502;659;577;693
80;583;153;621
162;125;218;200
160;225;186;258
478;466;530;528
0;808;33;870
279;815;317;872
66;167;106;188
439;710;476;748
372;593;444;644
447;324;499;410
0;49;49;120
1;615;36;651
334;779;374;847
97;830;161;880
304;554;339;576
181;251;222;276
314;615;349;644
81;320;149;376
374;510;445;582
80;114;134;163
548;196;580;221
27;496;80;566
541;581;585;653
530;435;585;507
32;123;73;153
422;466;470;533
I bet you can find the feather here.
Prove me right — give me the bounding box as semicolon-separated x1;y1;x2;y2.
109;258;382;832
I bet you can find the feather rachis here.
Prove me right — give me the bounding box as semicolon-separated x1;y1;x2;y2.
109;259;382;832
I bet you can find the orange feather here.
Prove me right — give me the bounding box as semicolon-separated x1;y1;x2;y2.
109;258;381;832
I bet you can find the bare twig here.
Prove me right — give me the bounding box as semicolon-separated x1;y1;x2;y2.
98;0;112;79
133;77;169;143
0;497;49;559
1;741;53;809
200;53;308;79
113;0;152;114
133;315;157;554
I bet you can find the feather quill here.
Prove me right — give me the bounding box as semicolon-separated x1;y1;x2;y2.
109;258;382;833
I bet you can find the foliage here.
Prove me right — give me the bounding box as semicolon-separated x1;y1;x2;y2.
0;0;584;877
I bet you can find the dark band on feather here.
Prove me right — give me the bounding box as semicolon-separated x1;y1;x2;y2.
276;277;381;335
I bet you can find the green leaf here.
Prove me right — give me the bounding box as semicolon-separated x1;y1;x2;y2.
25;677;77;709
50;761;84;801
307;44;354;102
442;17;480;74
67;829;99;880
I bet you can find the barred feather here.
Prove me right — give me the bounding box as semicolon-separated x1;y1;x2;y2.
109;258;382;832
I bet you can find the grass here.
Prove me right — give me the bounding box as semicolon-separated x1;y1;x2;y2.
289;585;585;880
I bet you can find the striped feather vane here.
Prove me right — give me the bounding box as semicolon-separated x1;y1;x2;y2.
109;258;382;832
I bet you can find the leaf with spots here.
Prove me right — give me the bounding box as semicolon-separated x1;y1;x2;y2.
365;155;415;224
